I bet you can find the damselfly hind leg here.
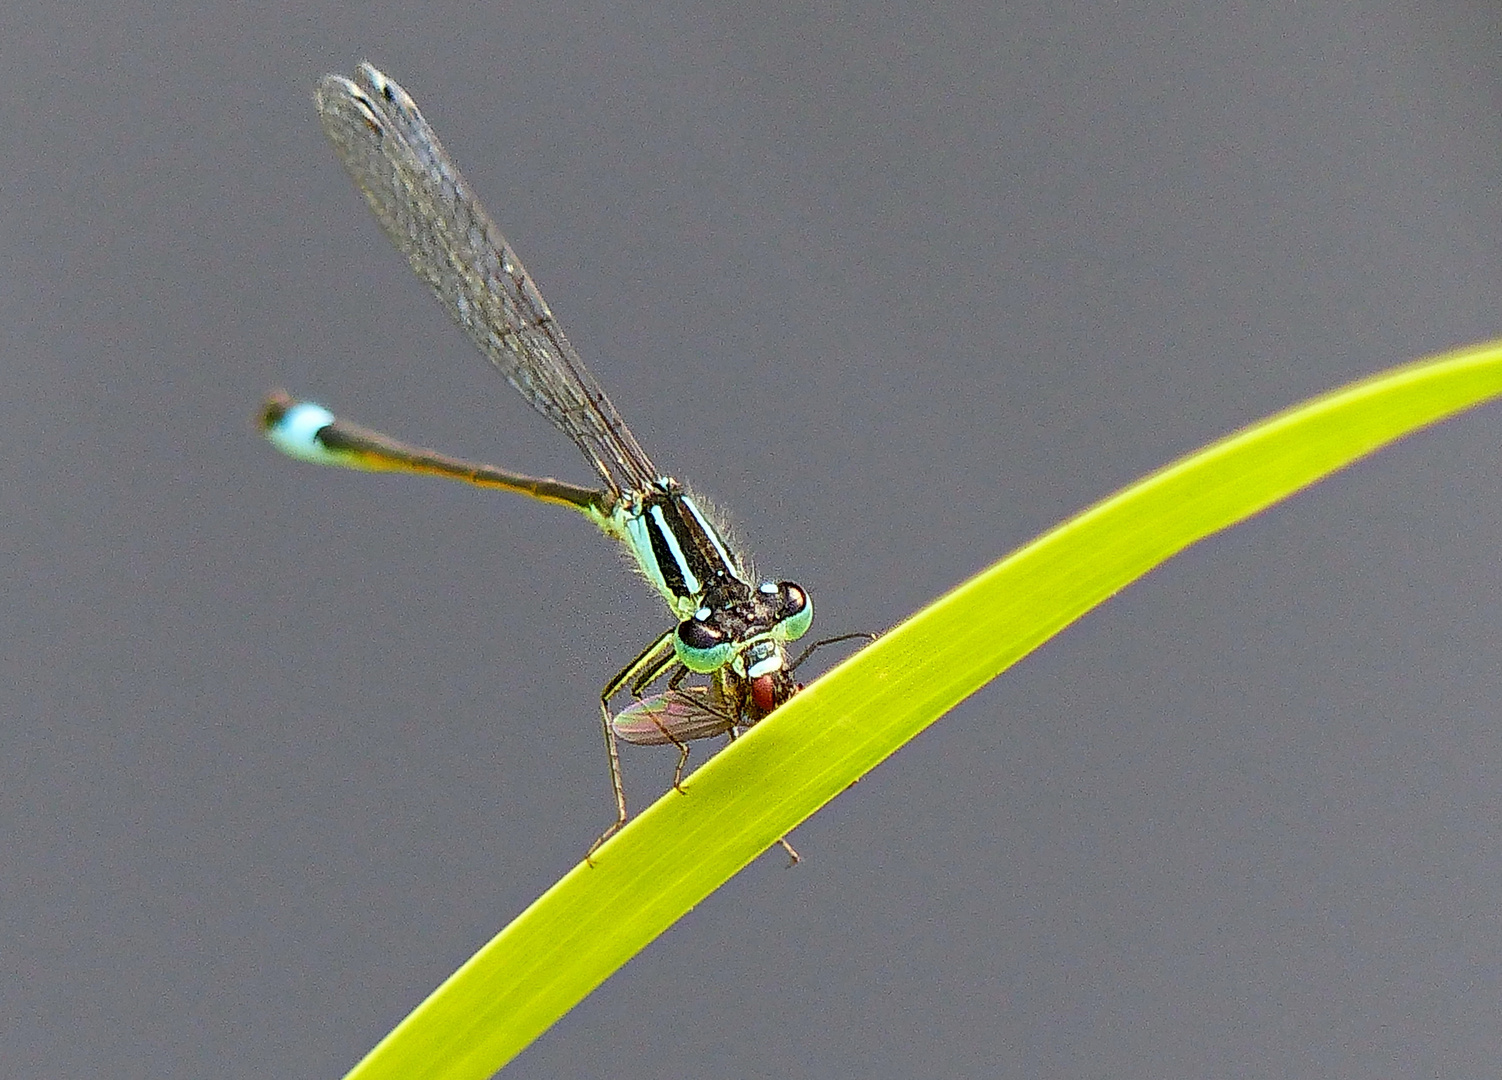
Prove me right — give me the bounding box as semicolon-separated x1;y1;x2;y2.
586;629;682;863
586;698;628;865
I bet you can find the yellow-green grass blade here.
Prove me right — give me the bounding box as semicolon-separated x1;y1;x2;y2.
346;338;1502;1079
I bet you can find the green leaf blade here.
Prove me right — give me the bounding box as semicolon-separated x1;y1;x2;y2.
346;339;1502;1079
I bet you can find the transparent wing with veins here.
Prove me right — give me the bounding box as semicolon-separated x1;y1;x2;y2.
314;63;658;498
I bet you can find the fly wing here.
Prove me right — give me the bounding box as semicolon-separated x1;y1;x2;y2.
314;63;658;496
611;688;737;745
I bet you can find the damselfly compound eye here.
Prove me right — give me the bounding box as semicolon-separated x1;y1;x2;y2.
675;617;734;672
774;582;813;641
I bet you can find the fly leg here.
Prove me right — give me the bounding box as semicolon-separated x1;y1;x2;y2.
724;723;800;867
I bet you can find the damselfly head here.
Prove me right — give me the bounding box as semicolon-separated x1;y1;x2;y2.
672;580;812;675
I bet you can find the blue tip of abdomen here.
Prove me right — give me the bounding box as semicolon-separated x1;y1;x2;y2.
264;399;339;464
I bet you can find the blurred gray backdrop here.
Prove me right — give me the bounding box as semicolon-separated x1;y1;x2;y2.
7;1;1502;1077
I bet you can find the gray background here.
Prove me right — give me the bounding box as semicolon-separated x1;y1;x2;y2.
7;1;1502;1077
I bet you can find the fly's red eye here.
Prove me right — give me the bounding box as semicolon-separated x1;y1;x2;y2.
751;674;779;715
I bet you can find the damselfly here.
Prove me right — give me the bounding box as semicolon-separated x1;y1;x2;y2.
262;64;831;859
